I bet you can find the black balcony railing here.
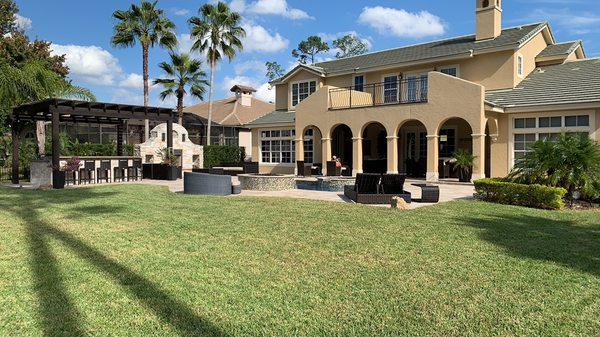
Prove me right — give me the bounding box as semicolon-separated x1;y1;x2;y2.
329;78;428;110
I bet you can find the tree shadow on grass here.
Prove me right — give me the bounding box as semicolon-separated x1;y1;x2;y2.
457;212;600;277
2;187;228;337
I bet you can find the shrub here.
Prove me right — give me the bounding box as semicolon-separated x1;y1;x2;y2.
474;178;566;210
203;145;243;168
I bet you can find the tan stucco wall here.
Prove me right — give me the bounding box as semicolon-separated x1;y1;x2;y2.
460;51;515;90
491;113;510;177
514;32;549;86
238;130;252;160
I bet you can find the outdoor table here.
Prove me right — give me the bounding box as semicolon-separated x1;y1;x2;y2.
412;183;440;203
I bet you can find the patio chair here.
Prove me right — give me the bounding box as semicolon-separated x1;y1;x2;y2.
326;161;341;176
114;160;128;182
242;162;259;174
380;174;407;194
96;160;111;183
344;173;381;203
127;158;142;181
78;160;95;185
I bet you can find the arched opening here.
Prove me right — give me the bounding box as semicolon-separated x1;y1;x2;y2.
302;125;323;172
331;124;353;174
438;117;473;179
362;122;387;173
397;120;427;178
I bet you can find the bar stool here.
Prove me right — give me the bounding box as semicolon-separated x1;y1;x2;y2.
78;160;96;185
97;160;111;183
114;160;129;182
128;158;142;181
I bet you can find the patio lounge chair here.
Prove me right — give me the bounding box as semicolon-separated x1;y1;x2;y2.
184;172;232;196
344;173;411;204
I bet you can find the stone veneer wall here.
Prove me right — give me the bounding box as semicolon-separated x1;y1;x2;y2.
238;174;296;191
136;123;203;170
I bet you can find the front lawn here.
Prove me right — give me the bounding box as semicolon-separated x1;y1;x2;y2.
0;185;598;336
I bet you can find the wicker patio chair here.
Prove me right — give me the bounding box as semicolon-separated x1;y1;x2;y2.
78;160;95;185
96;160;111;183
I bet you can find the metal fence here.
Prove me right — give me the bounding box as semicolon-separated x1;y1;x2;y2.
329;78;428;110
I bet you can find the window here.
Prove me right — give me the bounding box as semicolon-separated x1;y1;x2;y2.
260;129;296;164
406;75;428;102
514;118;536;129
439;128;456;157
383;75;398;103
291;80;317;107
354;75;364;92
517;54;524;77
514;133;536;160
538;133;560;141
439;66;458;77
182;133;186;142
419;132;428;159
565;115;589;127
303;129;314;164
538;117;561;128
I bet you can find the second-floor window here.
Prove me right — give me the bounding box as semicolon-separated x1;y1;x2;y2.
383;75;399;103
292;80;317;107
439;66;458;77
517;55;524;77
354;75;364;92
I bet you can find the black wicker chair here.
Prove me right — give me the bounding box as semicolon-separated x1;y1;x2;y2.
242;162;259;174
114;160;129;182
78;160;96;185
127;158;142;181
326;161;341;176
97;160;111;183
344;173;411;204
380;174;407;194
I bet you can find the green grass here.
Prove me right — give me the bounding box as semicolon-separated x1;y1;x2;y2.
0;185;598;336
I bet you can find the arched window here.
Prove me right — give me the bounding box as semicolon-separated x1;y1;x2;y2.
482;0;489;7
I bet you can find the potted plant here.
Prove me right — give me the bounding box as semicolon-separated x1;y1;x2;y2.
52;156;81;189
158;148;179;180
451;149;476;182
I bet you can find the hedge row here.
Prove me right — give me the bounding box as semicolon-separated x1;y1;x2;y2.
203;145;244;168
474;178;567;210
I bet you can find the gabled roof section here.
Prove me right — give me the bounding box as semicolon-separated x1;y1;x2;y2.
302;22;550;76
246;110;295;127
270;64;326;85
537;41;582;58
486;58;600;108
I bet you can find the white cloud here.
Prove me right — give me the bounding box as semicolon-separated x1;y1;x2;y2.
242;22;289;53
14;14;32;31
518;8;600;34
234;60;266;76
221;75;274;103
119;73;144;90
111;88;144;106
358;6;445;39
225;0;313;20
50;44;123;85
172;8;190;16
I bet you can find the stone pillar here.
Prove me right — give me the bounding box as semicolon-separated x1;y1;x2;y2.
294;138;304;175
351;137;363;176
11;122;19;184
426;135;439;182
472;133;486;181
386;136;399;174
321;137;332;175
52;110;60;188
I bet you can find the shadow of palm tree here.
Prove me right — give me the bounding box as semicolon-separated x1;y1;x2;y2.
457;212;600;276
3;187;228;337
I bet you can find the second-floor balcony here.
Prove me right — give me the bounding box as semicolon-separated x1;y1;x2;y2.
329;77;428;110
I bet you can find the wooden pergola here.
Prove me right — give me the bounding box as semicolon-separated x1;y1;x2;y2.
11;98;176;187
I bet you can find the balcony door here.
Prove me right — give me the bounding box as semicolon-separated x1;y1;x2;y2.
383;75;399;104
406;73;428;102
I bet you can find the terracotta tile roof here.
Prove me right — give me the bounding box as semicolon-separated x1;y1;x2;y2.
184;96;274;126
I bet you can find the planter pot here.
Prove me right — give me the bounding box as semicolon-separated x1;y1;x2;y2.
53;171;66;189
457;168;472;182
166;166;179;181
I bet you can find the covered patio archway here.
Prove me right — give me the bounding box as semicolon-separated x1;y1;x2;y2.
437;117;473;179
362;122;387;174
397;120;428;178
330;124;353;174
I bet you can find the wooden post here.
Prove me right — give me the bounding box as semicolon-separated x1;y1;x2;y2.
116;120;124;156
167;119;173;150
52;109;60;188
11;119;19;184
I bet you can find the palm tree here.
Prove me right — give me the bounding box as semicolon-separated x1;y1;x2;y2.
111;0;177;140
0;59;95;156
153;53;208;125
189;2;245;145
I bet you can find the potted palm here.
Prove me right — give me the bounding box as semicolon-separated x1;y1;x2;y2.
157;148;179;180
452;149;476;182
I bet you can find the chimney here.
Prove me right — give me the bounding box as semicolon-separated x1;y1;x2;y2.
476;0;502;41
230;85;256;107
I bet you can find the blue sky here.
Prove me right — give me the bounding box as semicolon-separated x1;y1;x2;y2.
14;0;600;108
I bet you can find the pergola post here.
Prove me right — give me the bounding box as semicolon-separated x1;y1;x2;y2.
116;120;124;156
11;119;20;185
167;119;173;150
52;109;60;188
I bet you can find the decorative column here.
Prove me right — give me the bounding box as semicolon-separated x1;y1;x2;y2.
11;120;20;185
471;133;486;181
52;109;60;188
386;136;399;174
352;137;363;176
294;137;304;175
321;137;332;175
426;135;439;182
166;119;174;150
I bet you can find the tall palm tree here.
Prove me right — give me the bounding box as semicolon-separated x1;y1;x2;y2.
189;2;245;145
111;0;177;141
153;53;208;125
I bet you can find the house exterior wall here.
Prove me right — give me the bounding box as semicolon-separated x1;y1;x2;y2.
514;32;549;86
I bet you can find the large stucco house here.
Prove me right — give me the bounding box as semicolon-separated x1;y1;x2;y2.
246;0;599;181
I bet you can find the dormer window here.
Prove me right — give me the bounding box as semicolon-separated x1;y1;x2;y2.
517;54;524;77
291;80;317;107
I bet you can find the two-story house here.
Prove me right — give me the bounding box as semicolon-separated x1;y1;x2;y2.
246;0;599;181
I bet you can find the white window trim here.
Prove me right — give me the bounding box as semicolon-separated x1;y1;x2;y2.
436;64;460;77
259;128;296;166
353;74;366;91
289;78;318;110
508;111;595;168
517;54;524;78
303;131;315;164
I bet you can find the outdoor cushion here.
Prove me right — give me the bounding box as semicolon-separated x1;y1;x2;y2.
381;174;407;194
355;173;381;194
